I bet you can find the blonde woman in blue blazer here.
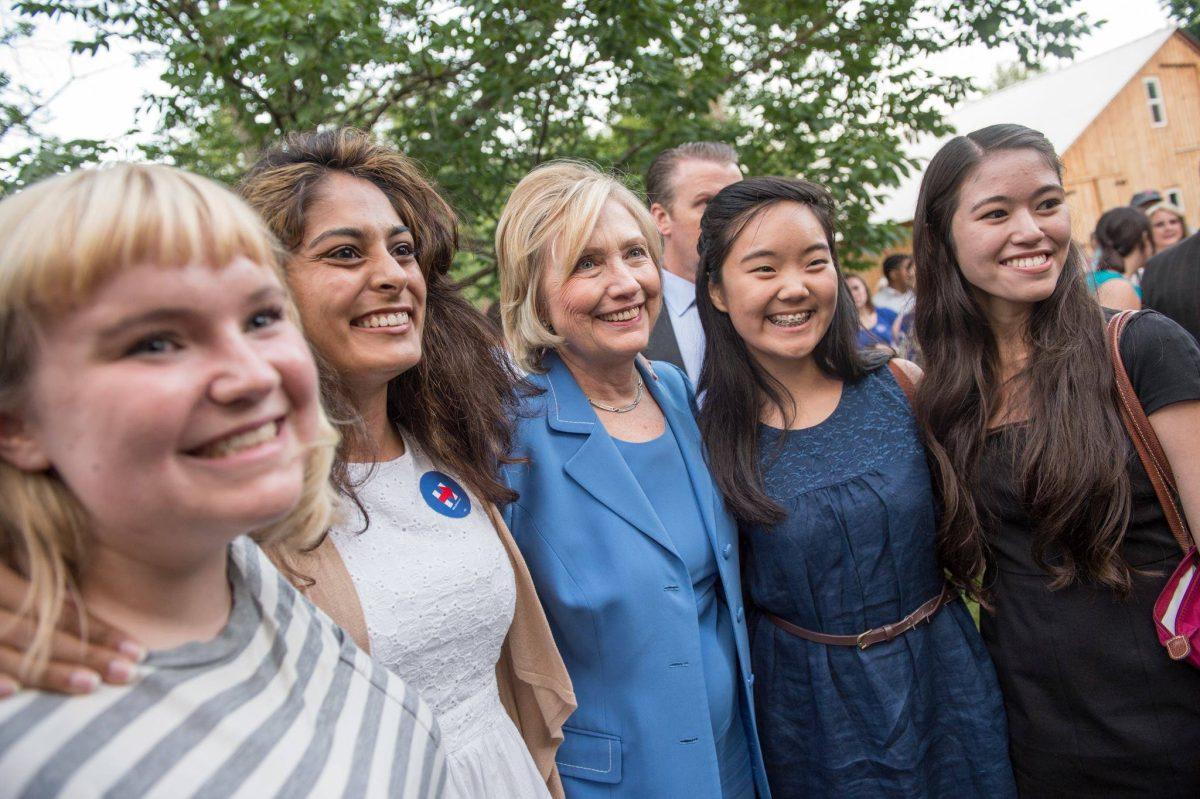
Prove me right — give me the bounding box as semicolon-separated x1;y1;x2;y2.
494;161;769;799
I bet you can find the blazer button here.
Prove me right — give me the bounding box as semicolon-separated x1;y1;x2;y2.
736;605;745;622
722;543;732;559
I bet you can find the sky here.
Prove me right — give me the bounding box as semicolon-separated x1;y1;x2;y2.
925;0;1173;84
0;0;1176;156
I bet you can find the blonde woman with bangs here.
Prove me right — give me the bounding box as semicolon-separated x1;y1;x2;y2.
496;161;770;798
0;130;573;799
0;164;445;798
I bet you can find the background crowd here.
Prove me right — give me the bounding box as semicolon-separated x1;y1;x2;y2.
0;114;1196;799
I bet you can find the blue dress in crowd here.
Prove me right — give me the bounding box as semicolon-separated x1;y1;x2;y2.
744;365;1016;798
857;307;897;348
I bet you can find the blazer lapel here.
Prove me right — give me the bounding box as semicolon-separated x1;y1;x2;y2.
544;354;679;558
642;301;685;370
641;360;723;557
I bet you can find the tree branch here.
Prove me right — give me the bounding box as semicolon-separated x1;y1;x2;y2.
145;0;287;131
612;122;669;170
731;13;835;81
356;66;464;130
454;261;497;289
0;78;71;141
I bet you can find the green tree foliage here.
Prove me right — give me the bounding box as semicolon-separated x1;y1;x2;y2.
1162;1;1200;40
987;61;1044;93
13;1;1092;287
0;19;110;195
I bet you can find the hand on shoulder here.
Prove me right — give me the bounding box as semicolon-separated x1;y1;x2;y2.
891;357;924;385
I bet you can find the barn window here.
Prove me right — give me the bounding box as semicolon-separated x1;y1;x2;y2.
1144;77;1167;127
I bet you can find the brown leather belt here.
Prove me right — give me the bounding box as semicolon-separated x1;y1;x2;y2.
763;584;954;650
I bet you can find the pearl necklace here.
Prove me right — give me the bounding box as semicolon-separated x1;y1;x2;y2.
586;377;644;414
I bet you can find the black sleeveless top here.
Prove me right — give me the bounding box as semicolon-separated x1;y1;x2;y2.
978;311;1200;797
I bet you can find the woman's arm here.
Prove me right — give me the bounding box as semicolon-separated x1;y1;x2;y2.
1149;399;1200;533
1097;279;1142;311
0;562;143;696
892;358;924;385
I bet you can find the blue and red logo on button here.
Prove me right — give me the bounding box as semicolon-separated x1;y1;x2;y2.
419;471;472;518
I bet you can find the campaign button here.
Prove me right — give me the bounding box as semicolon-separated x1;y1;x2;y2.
419;471;472;518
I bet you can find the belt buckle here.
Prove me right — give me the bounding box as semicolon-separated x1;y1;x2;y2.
856;631;873;650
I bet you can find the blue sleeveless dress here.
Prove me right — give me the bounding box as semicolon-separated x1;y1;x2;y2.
745;366;1015;798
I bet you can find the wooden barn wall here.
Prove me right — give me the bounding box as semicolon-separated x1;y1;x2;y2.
1062;33;1200;244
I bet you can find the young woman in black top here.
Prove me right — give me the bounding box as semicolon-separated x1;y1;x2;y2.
912;123;1200;796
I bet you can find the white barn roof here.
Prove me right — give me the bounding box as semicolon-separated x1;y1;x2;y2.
871;28;1175;224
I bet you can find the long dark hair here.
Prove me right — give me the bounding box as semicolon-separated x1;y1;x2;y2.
1095;206;1152;270
696;176;879;527
240;128;521;508
912;124;1131;600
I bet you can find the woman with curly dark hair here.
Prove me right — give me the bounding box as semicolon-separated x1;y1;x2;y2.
237;129;573;799
913;124;1200;795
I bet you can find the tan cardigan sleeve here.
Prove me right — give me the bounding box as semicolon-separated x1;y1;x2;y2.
271;507;575;798
488;504;577;799
267;536;371;653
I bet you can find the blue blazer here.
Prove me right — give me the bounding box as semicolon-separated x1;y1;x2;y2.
503;353;770;799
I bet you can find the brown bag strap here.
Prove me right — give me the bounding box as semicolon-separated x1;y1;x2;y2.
888;359;917;405
1106;310;1195;553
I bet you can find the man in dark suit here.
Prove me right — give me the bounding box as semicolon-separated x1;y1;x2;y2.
643;142;742;383
1142;230;1200;345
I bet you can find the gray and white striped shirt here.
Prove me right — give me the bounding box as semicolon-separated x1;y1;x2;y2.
0;538;447;798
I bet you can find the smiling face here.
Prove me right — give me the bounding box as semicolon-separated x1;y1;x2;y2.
1150;207;1185;250
708;201;840;376
539;199;662;371
887;257;914;293
285;172;426;396
5;257;321;561
949;148;1072;321
846;274;870;309
652;158;743;281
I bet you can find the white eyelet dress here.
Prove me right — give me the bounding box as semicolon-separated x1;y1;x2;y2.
329;442;550;799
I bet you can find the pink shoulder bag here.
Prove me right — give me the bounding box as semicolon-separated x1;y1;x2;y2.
1106;310;1200;667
